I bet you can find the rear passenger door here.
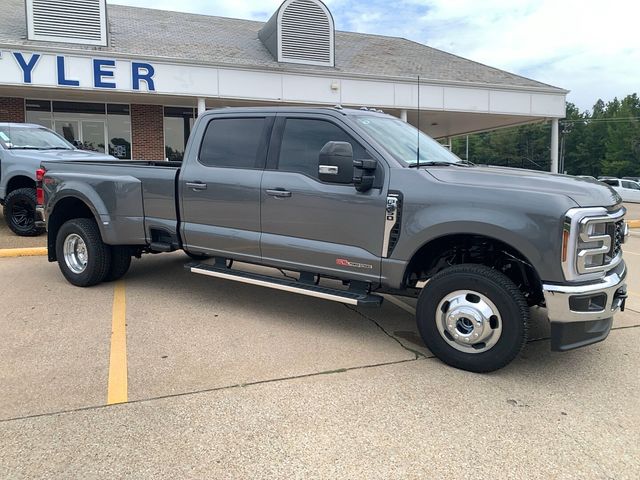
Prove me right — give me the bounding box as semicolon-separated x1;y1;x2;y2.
260;114;388;283
180;113;274;262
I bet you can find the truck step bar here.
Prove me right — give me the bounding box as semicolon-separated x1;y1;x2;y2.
188;262;383;307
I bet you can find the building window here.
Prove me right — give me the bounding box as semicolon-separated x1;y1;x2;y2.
25;100;132;159
164;107;195;162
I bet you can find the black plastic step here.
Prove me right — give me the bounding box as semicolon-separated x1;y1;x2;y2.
187;262;383;307
149;242;173;252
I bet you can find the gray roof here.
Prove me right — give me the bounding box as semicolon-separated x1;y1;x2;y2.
0;0;563;92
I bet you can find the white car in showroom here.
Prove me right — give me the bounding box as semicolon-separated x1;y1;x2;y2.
600;178;640;203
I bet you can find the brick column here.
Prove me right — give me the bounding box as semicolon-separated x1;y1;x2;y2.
131;104;165;160
0;97;25;123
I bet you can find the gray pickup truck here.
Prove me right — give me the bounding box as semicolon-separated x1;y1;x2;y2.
39;107;628;372
0;123;115;236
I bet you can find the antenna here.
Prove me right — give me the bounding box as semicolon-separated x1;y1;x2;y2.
416;75;420;167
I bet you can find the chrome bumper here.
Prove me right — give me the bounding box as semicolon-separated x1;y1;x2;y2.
35;205;46;229
542;263;627;324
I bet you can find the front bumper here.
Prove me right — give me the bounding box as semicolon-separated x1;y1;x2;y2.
542;262;627;351
35;205;46;229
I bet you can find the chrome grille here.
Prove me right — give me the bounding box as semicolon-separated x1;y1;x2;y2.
612;220;624;257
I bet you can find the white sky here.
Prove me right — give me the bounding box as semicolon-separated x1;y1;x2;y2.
110;0;640;112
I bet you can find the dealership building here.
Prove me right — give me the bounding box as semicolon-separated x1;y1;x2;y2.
0;0;567;170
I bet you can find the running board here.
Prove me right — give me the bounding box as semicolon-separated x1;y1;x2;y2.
188;263;383;307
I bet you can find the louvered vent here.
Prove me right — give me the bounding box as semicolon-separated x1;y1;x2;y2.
278;0;334;67
26;0;108;46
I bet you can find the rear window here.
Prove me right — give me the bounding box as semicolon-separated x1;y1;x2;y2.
199;118;267;168
601;179;619;186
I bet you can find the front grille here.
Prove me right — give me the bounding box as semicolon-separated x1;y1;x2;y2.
608;220;625;259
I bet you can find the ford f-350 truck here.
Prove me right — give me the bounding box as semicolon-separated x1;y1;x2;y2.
39;107;628;372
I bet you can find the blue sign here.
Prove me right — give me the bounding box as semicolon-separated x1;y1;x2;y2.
12;52;156;91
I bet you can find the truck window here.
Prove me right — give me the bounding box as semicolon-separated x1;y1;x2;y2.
601;179;619;187
199;118;267;168
277;118;367;180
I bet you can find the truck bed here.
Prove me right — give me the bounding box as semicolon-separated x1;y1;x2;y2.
41;160;182;247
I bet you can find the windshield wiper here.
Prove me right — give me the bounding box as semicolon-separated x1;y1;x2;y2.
45;147;73;150
409;161;456;168
8;146;49;150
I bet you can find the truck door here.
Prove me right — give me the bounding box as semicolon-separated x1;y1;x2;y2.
179;113;274;263
260;114;388;283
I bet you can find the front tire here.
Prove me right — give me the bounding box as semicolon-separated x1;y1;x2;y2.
3;188;44;237
56;219;112;287
416;264;529;373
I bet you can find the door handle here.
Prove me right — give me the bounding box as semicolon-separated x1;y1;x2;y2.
266;188;292;198
186;182;208;191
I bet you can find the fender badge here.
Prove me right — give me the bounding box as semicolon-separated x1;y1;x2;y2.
336;258;373;269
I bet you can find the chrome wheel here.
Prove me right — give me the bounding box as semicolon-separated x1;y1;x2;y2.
436;290;502;354
63;233;88;274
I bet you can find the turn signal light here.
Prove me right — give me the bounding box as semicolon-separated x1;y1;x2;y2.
561;229;570;263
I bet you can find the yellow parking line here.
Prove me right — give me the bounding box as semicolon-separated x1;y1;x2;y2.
107;280;128;405
628;220;640;228
0;247;48;258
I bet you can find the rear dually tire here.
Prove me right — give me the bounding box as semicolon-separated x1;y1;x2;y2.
56;218;112;287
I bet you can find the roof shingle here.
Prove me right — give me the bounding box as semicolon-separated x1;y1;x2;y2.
0;0;563;91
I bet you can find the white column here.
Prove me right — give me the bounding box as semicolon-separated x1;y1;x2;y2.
550;118;559;173
400;109;408;122
197;97;206;117
446;136;452;151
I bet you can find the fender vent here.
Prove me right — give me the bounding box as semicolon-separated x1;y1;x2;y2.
387;195;403;256
26;0;108;46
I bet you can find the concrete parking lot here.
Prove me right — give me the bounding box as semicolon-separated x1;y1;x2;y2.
1;209;639;479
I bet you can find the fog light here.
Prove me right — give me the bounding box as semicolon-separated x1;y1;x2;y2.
569;293;607;312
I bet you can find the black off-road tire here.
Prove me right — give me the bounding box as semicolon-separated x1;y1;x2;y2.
56;218;112;287
416;264;529;373
104;246;132;282
3;187;44;237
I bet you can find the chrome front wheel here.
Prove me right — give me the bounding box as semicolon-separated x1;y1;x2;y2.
416;264;529;373
436;290;502;354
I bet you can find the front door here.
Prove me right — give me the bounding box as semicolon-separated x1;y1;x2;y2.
260;115;388;283
180;113;274;262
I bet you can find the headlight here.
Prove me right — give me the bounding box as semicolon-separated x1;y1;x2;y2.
562;207;625;281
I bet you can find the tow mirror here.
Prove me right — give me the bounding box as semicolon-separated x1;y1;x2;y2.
318;141;354;184
353;157;377;192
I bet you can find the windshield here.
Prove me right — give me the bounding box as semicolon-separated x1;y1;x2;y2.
0;125;74;150
354;115;462;165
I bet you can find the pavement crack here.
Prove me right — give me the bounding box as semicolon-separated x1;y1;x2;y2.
0;357;429;425
344;304;426;359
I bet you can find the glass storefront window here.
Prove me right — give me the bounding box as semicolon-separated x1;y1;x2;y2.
25;100;132;159
164;107;195;162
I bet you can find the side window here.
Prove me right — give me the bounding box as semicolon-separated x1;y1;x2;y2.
622;181;633;189
278;118;367;179
602;179;618;187
631;183;640;191
199;118;267;168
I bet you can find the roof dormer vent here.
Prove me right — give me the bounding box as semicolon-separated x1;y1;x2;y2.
26;0;108;46
259;0;335;67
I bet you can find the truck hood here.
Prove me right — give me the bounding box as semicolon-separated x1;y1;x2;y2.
426;165;622;208
8;149;116;162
